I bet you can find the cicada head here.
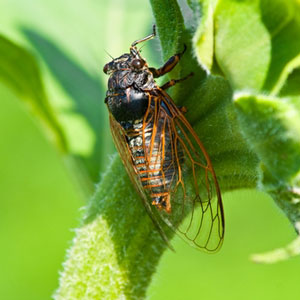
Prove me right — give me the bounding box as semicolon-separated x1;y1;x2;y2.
103;46;152;127
103;25;157;76
103;50;146;75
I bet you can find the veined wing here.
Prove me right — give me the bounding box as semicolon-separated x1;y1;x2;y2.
109;114;172;248
145;89;225;252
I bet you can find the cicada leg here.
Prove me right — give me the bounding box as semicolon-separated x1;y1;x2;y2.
160;72;194;90
149;44;187;78
131;25;156;48
178;106;187;114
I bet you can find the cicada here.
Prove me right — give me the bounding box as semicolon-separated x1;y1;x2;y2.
103;26;224;252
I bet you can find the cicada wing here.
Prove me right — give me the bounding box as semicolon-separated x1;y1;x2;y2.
150;90;225;252
109;114;145;200
109;114;172;248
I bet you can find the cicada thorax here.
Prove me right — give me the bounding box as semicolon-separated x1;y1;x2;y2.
105;70;150;125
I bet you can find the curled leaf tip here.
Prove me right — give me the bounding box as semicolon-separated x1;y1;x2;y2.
251;234;300;264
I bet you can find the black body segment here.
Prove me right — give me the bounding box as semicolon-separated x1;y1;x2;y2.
105;87;149;124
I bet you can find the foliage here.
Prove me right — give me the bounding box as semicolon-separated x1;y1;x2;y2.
1;0;300;299
56;0;300;298
0;34;67;151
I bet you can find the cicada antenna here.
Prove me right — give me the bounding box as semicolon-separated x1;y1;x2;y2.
104;49;114;60
131;24;156;48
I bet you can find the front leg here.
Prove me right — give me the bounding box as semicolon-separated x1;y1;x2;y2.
149;44;187;78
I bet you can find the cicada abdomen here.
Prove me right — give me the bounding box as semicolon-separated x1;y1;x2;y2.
124;96;182;213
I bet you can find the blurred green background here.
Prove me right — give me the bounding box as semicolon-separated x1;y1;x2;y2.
1;0;300;299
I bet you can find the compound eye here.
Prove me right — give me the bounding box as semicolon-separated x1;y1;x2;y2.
103;64;109;74
132;59;145;69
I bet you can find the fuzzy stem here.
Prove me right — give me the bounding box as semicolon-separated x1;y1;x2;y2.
55;147;256;299
55;155;167;299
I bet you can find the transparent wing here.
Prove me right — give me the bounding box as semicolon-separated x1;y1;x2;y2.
109;114;172;248
148;90;225;252
109;86;224;252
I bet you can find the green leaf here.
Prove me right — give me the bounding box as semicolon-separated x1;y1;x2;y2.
279;67;300;96
149;0;185;60
214;0;271;91
0;81;82;299
0;34;67;152
251;234;300;264
193;0;218;72
194;0;300;93
234;94;300;182
21;28;114;182
272;54;300;96
234;93;300;251
262;0;300;91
